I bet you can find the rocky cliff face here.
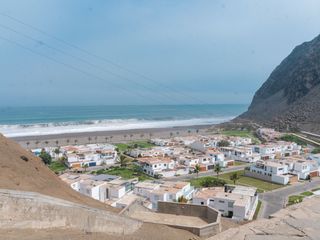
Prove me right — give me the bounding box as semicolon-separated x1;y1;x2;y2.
240;34;320;132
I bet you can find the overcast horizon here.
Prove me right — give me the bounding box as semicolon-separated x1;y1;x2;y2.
1;0;320;107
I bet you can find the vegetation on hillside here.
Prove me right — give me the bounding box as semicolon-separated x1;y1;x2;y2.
280;134;307;146
311;147;320;154
221;130;260;144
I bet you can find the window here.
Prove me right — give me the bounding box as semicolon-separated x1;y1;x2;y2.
228;202;234;208
219;200;225;203
201;202;204;205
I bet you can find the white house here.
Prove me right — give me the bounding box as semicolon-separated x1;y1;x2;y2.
245;160;291;185
193;185;258;221
138;157;175;177
220;146;260;163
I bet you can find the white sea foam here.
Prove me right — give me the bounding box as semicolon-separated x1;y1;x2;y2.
0;117;234;137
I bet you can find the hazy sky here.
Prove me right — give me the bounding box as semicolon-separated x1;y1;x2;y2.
0;0;320;106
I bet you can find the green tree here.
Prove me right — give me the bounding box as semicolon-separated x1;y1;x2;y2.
217;140;230;147
177;196;188;203
119;155;129;167
39;149;52;165
83;163;89;172
214;164;222;178
312;147;320;154
54;147;60;155
229;172;240;185
194;164;201;177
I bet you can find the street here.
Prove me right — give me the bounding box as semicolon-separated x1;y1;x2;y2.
259;177;320;218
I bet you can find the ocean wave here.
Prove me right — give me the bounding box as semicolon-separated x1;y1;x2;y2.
0;117;234;137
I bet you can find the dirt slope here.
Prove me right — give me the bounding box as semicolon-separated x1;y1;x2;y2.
0;134;117;212
0;134;197;240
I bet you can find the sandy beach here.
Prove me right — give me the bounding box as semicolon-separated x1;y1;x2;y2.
11;124;216;149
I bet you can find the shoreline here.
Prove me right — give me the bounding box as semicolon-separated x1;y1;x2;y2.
10;124;216;149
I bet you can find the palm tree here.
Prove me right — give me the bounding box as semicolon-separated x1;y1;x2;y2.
149;133;153;138
66;139;70;145
105;137;109;142
123;134;127;140
194;164;201;178
176;131;180;136
140;133;144;139
130;134;134;140
229;172;240;185
177;196;188;203
44;141;49;147
74;139;78;145
170;132;173;138
196;129;199;134
110;136;113;142
188;130;191;135
26;142;30;149
55;140;59;146
94;136;98;143
35;141;40;148
214;164;222;178
88;137;92;144
119;155;129;167
83;163;88;172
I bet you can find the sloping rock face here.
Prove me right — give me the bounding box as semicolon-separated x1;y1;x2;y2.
240;34;320;133
208;196;320;240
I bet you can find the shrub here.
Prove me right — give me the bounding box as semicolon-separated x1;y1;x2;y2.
200;177;226;187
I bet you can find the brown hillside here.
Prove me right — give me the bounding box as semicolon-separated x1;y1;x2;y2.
0;134;198;240
0;134;117;212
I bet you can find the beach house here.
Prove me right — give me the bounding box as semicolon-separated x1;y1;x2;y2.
245;160;293;185
193;185;258;221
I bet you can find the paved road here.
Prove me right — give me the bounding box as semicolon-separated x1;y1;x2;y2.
166;164;250;182
259;177;320;218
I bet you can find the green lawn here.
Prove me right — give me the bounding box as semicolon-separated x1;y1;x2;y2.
253;200;262;220
93;165;153;181
300;191;314;197
191;170;283;192
234;161;246;166
221;130;260;144
115;141;155;152
49;161;67;173
288;195;304;206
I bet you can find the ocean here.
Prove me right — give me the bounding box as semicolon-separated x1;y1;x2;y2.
0;105;248;137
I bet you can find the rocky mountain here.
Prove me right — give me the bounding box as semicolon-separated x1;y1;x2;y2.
240;34;320;132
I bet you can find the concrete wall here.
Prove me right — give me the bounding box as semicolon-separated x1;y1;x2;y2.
157;201;221;237
0;189;142;236
244;170;272;182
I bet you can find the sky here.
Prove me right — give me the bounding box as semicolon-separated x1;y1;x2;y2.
0;0;320;106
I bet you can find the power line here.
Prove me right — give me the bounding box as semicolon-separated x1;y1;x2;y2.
0;11;210;105
0;23;185;105
0;34;164;105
